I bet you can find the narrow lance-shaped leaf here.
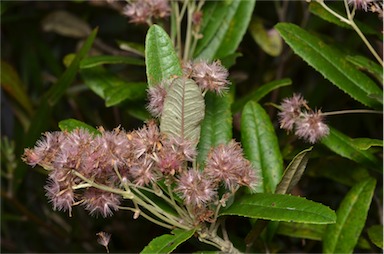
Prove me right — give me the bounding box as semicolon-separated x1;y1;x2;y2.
80;55;145;69
323;177;376;253
195;0;255;60
241;101;283;193
232;78;291;113
220;193;336;224
145;25;182;87
104;82;147;107
141;229;195;254
197;91;233;166
275;147;313;194
275;23;382;109
321;127;380;172
160;78;205;144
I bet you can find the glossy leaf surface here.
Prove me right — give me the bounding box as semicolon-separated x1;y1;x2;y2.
220;193;336;224
80;55;145;69
195;0;255;60
321;127;381;171
141;229;195;254
241;101;283;193
145;25;182;87
275;23;382;109
323;178;376;253
197;91;233;166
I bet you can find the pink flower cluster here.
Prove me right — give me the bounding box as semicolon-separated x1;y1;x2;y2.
23;121;256;222
278;94;329;144
123;0;170;24
147;60;230;118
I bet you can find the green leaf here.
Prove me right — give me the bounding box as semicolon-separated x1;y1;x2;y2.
368;225;383;249
321;127;381;171
46;28;98;105
58;118;100;135
195;0;255;60
277;222;326;241
220;193;336;224
80;55;145;69
323;177;376;253
309;2;379;37
1;60;34;115
160;78;205;143
232;78;291;113
249;17;283;57
145;25;182;87
275;23;382;109
346;55;383;83
241;101;283;193
275;147;313;194
197;91;233;166
141;229;195;254
104;82;147;107
117;40;145;57
351;138;383;150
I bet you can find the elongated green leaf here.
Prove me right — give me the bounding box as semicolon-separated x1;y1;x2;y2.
351;138;383;150
309;2;379;37
80;55;145;69
220;193;336;224
1;60;34;115
46;28;98;105
141;229;195;254
346;55;383;83
197;91;233;166
195;0;255;60
117;40;145;57
277;222;326;241
241;101;283;193
58;118;100;135
275;23;382;109
232;78;291;113
321;127;381;171
160;78;205;143
368;225;383;249
104;82;147;107
145;25;182;87
275;147;312;194
323;178;376;253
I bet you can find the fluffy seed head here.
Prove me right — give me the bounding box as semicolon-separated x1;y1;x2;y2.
204;140;257;191
295;110;330;144
147;82;167;117
175;169;216;207
184;60;230;95
83;188;121;217
278;93;307;131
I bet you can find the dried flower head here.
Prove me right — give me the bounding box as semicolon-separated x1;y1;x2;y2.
83;188;121;217
278;93;307;132
295;110;330;144
147;82;167;117
184;60;230;95
204;140;257;191
348;0;373;11
96;231;111;253
45;176;75;215
175;169;217;207
278;94;330;143
123;0;170;24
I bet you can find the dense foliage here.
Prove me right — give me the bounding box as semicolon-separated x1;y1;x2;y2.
1;0;382;253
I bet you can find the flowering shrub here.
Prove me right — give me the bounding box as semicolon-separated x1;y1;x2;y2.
1;0;382;253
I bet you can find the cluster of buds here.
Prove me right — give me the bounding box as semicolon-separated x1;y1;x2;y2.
23;120;256;223
122;0;171;25
278;94;330;144
147;60;230;118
